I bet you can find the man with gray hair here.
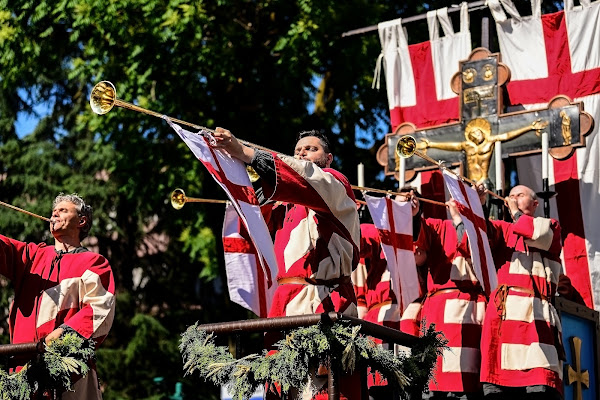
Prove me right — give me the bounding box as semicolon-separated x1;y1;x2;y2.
0;193;116;399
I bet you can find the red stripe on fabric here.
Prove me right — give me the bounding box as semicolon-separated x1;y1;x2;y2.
378;229;413;251
454;181;492;294
223;237;255;254
254;252;268;318
553;155;593;308
390;41;459;130
198;142;259;206
379;199;413;252
382;198;407;310
506;11;600;105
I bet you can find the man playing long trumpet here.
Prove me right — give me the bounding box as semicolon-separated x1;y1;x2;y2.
0;193;116;399
213;127;361;400
480;185;563;400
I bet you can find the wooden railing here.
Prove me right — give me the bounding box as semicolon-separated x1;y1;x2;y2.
0;312;418;400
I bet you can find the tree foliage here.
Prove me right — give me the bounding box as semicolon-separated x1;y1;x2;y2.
0;0;555;398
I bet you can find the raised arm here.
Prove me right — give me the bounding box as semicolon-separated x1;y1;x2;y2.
0;234;40;282
494;119;548;142
512;213;561;255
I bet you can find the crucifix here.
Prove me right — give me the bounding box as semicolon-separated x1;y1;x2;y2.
376;48;594;199
565;336;590;400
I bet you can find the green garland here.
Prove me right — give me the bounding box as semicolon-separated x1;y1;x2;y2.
180;321;446;400
0;333;95;400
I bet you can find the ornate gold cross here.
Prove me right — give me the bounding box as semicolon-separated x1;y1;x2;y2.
377;48;593;185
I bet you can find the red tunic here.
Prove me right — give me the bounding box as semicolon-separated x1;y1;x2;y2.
0;235;115;399
416;218;488;393
481;215;563;392
262;154;360;318
258;154;361;400
351;224;380;319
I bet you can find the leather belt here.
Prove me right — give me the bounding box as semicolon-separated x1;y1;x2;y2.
426;288;461;299
367;300;393;312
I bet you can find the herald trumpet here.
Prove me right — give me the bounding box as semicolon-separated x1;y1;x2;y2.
90;81;274;152
170;189;228;210
395;135;440;165
395;135;506;203
0;200;50;222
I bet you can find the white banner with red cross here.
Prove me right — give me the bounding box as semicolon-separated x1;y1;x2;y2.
223;203;276;317
489;0;600;310
364;194;420;311
166;121;277;292
442;170;497;295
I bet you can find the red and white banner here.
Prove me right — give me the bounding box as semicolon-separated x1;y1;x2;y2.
374;3;471;130
489;0;600;309
364;194;420;311
167;121;278;291
442;170;497;295
223;203;277;317
374;3;472;218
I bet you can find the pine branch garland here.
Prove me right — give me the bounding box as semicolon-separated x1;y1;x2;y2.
0;333;95;400
180;321;446;400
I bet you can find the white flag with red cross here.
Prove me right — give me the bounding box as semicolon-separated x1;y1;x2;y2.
166;121;277;295
222;203;276;317
442;170;497;295
364;194;420;312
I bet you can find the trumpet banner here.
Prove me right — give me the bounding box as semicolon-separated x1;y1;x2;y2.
222;203;276;317
442;171;497;295
167;121;278;312
364;195;420;311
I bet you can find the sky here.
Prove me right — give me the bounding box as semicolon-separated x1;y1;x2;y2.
14;89;55;138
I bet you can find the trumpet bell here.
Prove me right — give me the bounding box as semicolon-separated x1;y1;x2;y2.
246;165;260;182
170;188;186;210
395;135;417;158
90;81;117;115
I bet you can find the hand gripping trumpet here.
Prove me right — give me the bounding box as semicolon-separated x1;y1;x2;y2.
395;135;507;204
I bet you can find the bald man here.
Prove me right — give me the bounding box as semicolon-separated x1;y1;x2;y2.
480;185;563;400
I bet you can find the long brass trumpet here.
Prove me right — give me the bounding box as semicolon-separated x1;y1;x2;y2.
90;81;273;152
90;81;463;208
350;185;446;207
396;135;506;203
170;188;228;210
0;200;50;222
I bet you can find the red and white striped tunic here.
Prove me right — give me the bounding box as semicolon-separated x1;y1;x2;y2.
481;215;563;393
418;218;488;394
359;224;402;332
261;154;360;318
0;235;115;399
351;224;380;320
